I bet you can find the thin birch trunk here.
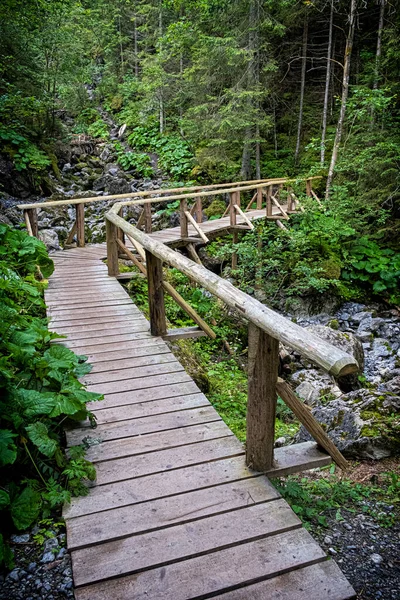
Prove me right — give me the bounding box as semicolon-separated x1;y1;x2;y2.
325;0;357;199
373;0;385;90
294;15;308;167
134;17;139;77
321;1;334;166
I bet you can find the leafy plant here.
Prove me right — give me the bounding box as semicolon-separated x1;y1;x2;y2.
87;119;110;140
0;128;50;171
114;142;153;177
0;225;101;566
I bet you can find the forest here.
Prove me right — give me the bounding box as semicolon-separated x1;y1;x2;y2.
1;1;400;598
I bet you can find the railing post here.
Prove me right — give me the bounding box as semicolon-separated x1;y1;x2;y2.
144;202;152;233
229;191;240;226
25;208;38;237
106;218;119;276
76;202;85;247
266;186;272;217
117;207;125;248
180;198;189;238
306;178;312;197
145;250;167;336
256;188;263;209
195;197;202;223
246;323;279;471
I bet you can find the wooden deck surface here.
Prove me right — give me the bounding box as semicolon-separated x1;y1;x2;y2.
45;209;356;599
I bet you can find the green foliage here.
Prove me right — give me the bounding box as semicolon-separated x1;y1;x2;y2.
0;128;50;172
274;472;399;530
87;119;110;141
0;225;100;564
114;142;153;177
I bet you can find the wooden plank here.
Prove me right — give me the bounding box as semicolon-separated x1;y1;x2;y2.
246;325;279;471
211;561;356;600
46;288;128;301
50;313;146;329
72;500;300;586
90;436;244;486
106;218;119;276
48;305;141;321
45;294;131;308
90;393;210;425
66;405;219;446
64;336;169;356
163;326;207;340
86;381;201;409
82;421;233;463
74;529;326;600
265;442;331;477
84;369;191;395
52;324;150;341
55;331;153;350
76;202;85;247
66;476;279;549
84;343;171;365
87;352;175;373
48;280;117;291
63;455;260;519
81;361;184;386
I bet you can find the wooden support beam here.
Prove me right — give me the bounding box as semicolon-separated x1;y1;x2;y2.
234;205;254;230
76;202;85;247
265;441;331;477
145;250;167;337
187;243;203;266
245;192;258;211
163;326;207;341
276;220;289;231
127;234;146;261
106;219;119;277
276;378;349;471
25;208;38;237
306;178;312;196
116;238;146;275
311;189;323;208
266;186;272;217
257;188;263;210
117;207;125;246
144;202;152;233
65;221;77;246
137;207;145;230
271;196;289;219
180;199;189;239
184;210;209;243
229;191;240;226
232;230;238;270
246;325;280;471
23;209;33;236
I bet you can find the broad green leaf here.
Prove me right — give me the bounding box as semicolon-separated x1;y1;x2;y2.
26;422;58;457
0;490;10;509
11;486;41;530
0;429;17;466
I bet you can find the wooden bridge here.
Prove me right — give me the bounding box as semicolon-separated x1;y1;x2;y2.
20;179;357;599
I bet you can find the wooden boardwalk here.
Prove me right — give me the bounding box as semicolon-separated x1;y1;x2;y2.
45;232;356;598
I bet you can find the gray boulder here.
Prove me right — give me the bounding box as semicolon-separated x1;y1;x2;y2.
307;324;364;371
297;389;400;460
38;229;60;251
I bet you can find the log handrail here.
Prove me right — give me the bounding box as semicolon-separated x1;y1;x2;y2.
105;201;357;379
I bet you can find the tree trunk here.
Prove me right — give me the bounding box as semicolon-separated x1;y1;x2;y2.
321;1;334;166
134;16;139;77
240;0;258;181
373;0;385;90
325;0;357;199
294;15;308;167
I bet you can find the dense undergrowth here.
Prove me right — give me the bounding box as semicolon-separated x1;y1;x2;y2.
0;225;100;567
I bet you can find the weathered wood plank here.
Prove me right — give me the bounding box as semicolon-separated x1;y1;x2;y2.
88;393;210;424
63;455;259;519
72;500;300;586
50;314;146;330
81;361;184;386
47;305;141;320
91;436;244;486
211;561;356;600
74;529;326;600
87;352;175;374
52;324;150;341
66;405;219;446
64;336;168;356
266;441;331;477
84;369;191;395
57;331;153;350
84;343;171;366
66;476;279;549
82;421;233;463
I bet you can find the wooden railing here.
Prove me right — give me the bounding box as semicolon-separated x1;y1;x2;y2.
105;200;357;475
17;177;321;247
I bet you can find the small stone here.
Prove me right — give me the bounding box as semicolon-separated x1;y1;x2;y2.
10;533;30;544
370;553;383;565
328;547;337;555
41;552;55;564
324;535;333;545
343;522;352;531
7;568;21;582
57;548;67;559
44;537;59;553
274;436;286;447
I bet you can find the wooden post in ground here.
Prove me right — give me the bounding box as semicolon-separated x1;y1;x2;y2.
306;178;312;197
195;197;202;223
76;203;85;247
106;218;119;276
180;198;189;239
229;191;240;226
266;186;272;217
117;207;125;247
144;202;152;233
246;324;279;471
25;208;38;237
146;250;167;336
257;188;263;209
232;230;238;270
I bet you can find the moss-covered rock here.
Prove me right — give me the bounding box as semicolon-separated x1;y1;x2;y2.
204;199;226;219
